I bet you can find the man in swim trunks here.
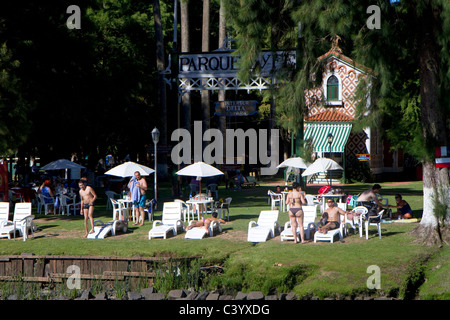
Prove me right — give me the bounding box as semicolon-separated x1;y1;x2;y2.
285;182;307;244
357;184;385;211
318;199;346;235
79;180;97;237
128;171;148;226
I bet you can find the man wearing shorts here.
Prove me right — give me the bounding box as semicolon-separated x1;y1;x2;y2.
356;184;384;211
318;199;346;236
79;180;97;237
128;171;148;226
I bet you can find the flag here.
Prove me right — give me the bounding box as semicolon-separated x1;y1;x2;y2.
435;157;450;168
435;146;450;157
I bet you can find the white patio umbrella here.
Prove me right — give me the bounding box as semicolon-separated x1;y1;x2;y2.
301;157;343;187
277;157;310;186
176;161;224;195
276;157;310;169
104;161;155;178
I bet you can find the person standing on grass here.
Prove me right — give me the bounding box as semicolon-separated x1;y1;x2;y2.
79;180;97;237
128;171;147;226
285;182;307;244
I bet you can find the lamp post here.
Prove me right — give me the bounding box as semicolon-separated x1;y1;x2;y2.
327;133;334;187
152;127;160;203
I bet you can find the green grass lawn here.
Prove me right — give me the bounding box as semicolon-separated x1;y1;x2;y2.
1;179;448;299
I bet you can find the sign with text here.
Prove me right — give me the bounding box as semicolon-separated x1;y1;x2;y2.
356;154;371;161
178;51;296;78
214;100;258;117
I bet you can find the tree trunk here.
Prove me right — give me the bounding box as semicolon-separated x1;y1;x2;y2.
153;0;167;146
410;5;450;246
218;0;226;155
180;0;191;131
201;0;210;150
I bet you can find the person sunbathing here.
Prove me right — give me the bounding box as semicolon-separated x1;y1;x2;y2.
185;212;226;231
317;199;346;234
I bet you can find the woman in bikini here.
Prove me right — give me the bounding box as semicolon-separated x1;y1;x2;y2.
285;182;307;244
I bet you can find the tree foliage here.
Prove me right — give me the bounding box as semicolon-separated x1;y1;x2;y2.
0;0;175;164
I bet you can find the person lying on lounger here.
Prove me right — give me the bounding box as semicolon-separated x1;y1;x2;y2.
185;212;226;231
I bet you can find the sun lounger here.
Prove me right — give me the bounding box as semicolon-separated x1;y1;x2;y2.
280;205;317;241
185;220;222;239
0;202;35;241
240;176;260;188
247;210;280;243
313;223;345;243
148;202;184;239
87;219;128;239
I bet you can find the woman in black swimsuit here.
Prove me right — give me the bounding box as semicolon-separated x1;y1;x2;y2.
285;182;307;243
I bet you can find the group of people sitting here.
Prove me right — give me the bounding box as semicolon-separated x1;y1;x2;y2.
283;183;414;244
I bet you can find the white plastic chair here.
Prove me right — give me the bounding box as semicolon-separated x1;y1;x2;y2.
207;183;219;199
215;197;231;221
59;194;79;216
247;210;280;242
267;190;282;210
343;206;368;237
304;194;319;206
105;191;120;210
174;199;194;223
38;194;54;215
110;199;124;220
144;198;156;222
365;210;384;240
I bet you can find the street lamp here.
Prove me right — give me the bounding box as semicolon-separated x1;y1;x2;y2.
327;133;334;187
152;127;160;203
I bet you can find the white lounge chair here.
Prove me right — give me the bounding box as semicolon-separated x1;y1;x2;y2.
0;202;35;241
185;220;222;239
148;202;184;239
313;220;345;243
88;201;129;239
247;210;280;243
365;210;384;240
280;205;317;241
87;219;128;239
0;202;10;226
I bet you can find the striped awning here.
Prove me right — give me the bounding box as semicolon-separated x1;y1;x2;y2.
304;123;352;153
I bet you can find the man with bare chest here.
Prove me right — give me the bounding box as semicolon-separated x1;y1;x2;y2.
128;171;148;226
318;199;346;234
79;180;97;237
